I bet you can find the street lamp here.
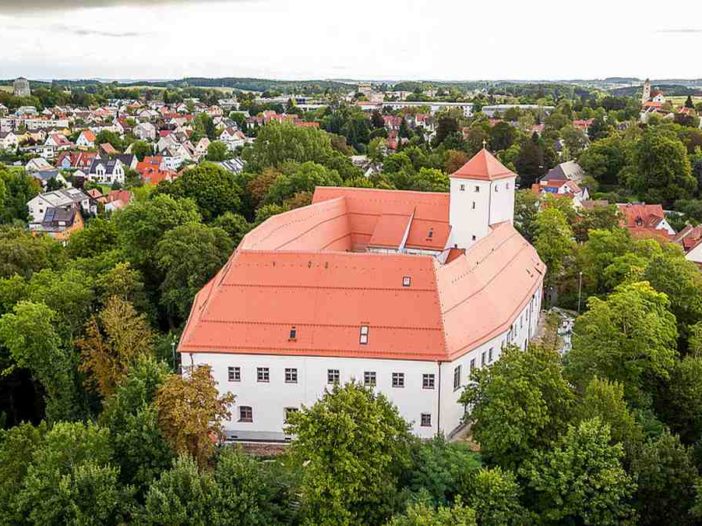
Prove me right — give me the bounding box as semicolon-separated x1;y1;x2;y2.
577;271;583;314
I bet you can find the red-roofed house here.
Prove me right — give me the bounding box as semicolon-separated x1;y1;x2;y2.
617;203;676;239
675;225;702;266
178;149;545;441
76;130;96;149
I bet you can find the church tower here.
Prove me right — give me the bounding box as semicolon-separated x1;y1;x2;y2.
448;148;516;250
641;78;651;105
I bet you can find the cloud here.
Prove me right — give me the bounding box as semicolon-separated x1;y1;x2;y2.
48;23;147;37
0;0;248;13
656;28;702;33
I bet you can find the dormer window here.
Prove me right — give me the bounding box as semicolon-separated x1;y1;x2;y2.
402;276;411;287
289;326;297;340
427;228;434;239
359;325;369;345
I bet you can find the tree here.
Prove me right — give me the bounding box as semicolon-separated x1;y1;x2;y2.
489;121;517;151
579;135;633;186
206;140;229;162
26;268;95;338
643;252;702;348
465;467;529;526
685;95;695;109
631;432;699;526
444;149;469;174
114;194;201;270
566;282;678;405
631;129;696;204
212;211;252;246
386;500;477;526
513;190;539;242
0;422;46;524
515;135;545;188
264;161;341;205
16;422;129;526
287;381;414;525
655;356;702;444
142;456;218;526
460;345;575;470
575;378;643;456
131;140;153;161
156;162;242;222
156;222;232;321
155;365;234;467
577;227;633;295
100;357;174;492
0;226;62;279
561;125;589;158
533;205;575;294
77;296;155;398
243;122;335;171
0;165;41;223
0;301;79;422
212;447;297;526
406;436;481;505
193;112;216;140
66;217;119;259
520;418;636;525
572;204;621;243
433;115;459;146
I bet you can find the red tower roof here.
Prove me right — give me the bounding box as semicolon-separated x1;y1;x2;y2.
450;148;515;181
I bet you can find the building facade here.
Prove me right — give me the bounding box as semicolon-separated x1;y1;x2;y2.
178;149;545;441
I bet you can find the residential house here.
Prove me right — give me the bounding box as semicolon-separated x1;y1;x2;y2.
217;158;246;174
27;187;93;224
219;127;246;150
25;157;53;172
41;133;73;159
87;157;126;185
134;122;157;141
104;189;133;212
540;161;585;185
76;130;96;149
55;151;97;171
31;207;85;241
31;169;68;189
617;203;676;239
0;131;18;150
674;225;702;267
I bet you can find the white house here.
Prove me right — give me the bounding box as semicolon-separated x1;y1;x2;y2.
0;131;18;150
134;122;157;141
219;127;246;150
75;130;96;148
178;149;545;441
87;158;125;185
27;187;92;224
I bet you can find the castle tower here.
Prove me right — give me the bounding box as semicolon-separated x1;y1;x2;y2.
12;77;30;98
448;148;516;250
641;78;651;105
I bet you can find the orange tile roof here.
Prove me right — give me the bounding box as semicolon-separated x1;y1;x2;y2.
179;186;544;362
368;213;412;248
450;148;515;181
617;203;665;229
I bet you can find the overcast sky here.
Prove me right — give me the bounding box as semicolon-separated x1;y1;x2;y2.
1;0;701;81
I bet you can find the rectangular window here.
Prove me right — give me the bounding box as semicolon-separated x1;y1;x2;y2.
392;372;405;388
469;358;476;372
284;407;298;423
488;348;493;363
285;368;298;383
481;351;487;366
474;185;480;192
421;413;432;427
359;325;369;345
402;276;411;287
289;326;297;340
257;367;269;383
239;406;253;422
453;365;461;391
460;184;465;191
472;201;476;209
327;369;340;384
228;366;240;382
364;371;376;387
422;373;435;389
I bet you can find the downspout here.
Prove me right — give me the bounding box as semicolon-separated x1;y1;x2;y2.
436;361;442;436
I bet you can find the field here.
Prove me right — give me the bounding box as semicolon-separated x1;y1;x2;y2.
665;95;702;106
